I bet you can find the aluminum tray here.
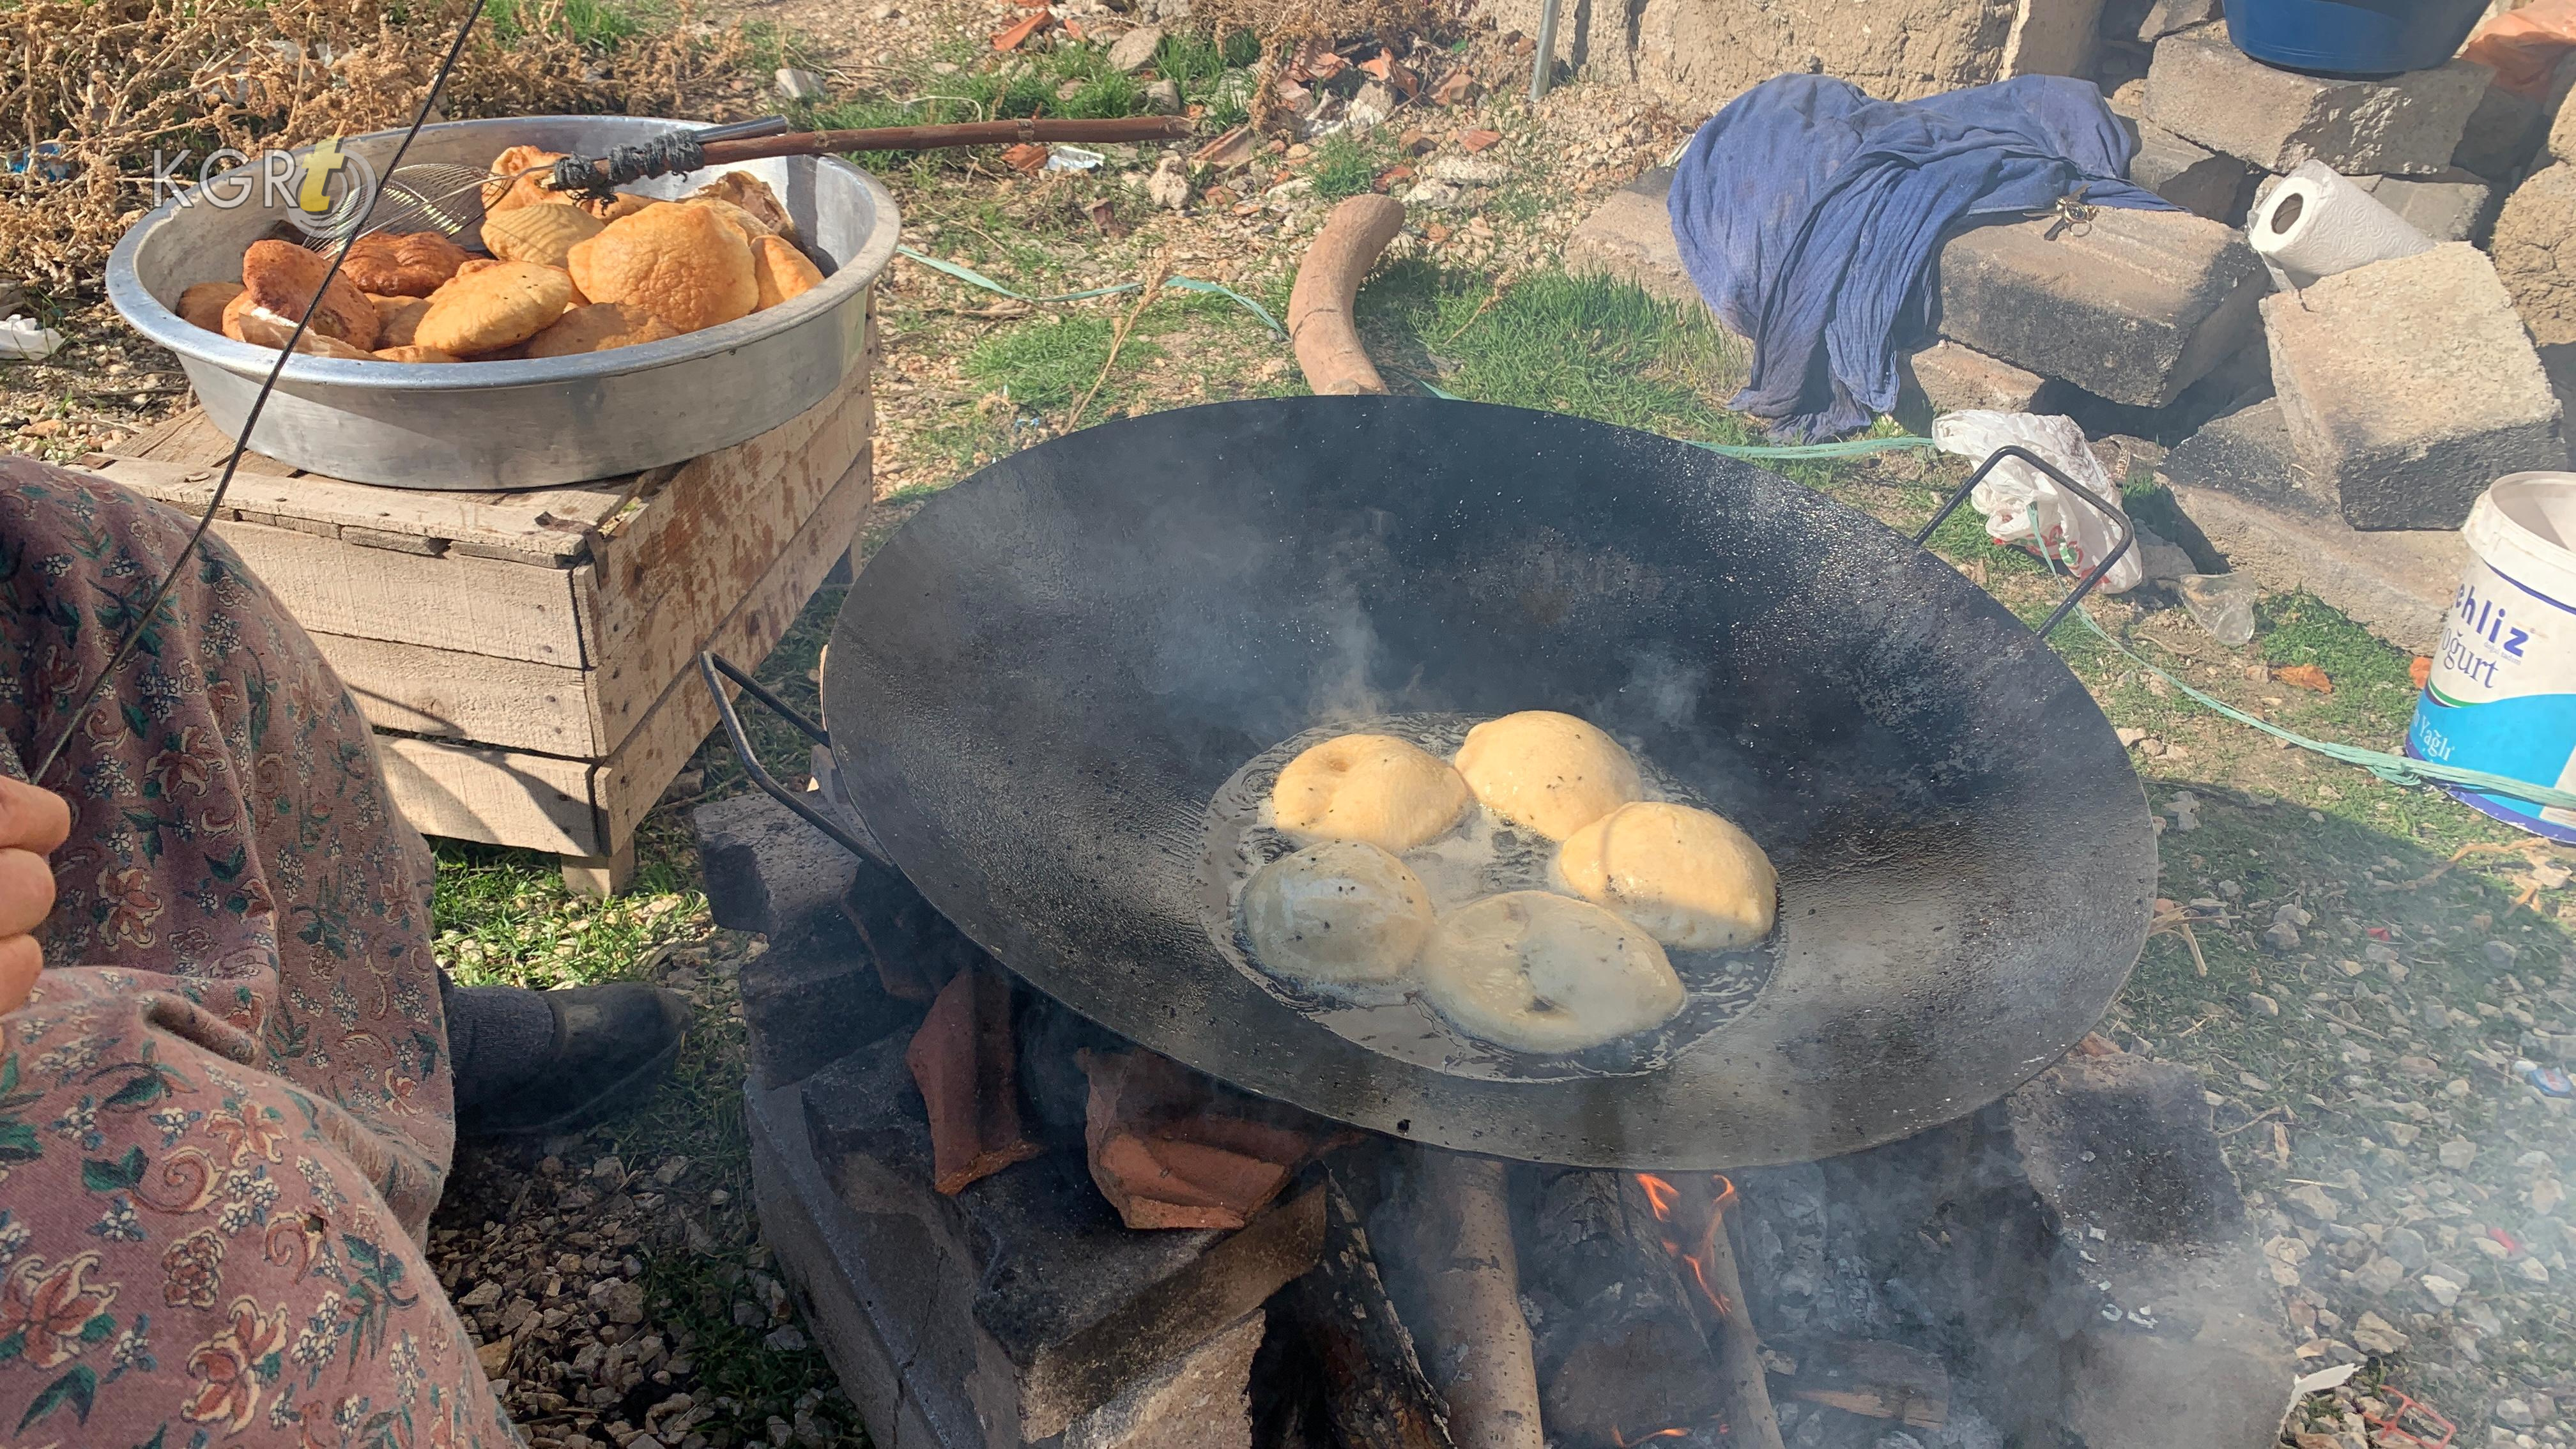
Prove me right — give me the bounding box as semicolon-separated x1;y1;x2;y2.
105;115;900;491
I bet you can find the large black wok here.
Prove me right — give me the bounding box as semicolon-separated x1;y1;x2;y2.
717;396;2156;1169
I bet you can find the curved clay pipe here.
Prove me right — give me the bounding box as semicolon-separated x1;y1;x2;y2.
1287;194;1407;395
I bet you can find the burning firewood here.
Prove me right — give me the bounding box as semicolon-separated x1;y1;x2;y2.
1637;1174;1788;1449
1770;1338;1949;1430
903;962;1045;1195
1375;1151;1547;1449
1278;1174;1459;1449
1522;1170;1728;1447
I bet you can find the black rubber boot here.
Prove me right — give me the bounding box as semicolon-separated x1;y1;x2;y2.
454;983;691;1140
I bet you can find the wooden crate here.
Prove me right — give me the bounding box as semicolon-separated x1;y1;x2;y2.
81;317;877;894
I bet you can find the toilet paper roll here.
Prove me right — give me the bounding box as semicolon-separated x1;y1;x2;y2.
2251;160;2436;291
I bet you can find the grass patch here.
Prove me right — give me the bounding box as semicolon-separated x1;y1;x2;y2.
1309;134;1379;200
964;313;1140;413
485;0;648;49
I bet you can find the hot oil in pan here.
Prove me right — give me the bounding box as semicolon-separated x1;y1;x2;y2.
1197;714;1781;1083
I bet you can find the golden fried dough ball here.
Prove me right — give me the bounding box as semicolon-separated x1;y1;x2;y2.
583;192;656;222
341;231;469;297
691;170;794;238
482;203;604;269
482;145;573;214
220;292;374;358
687;197;776;242
1271;734;1471;854
565;203;756;334
413;261;574;356
1554;802;1777;951
1452;711;1641;841
750;234;825;309
369;295;431;349
238;239;378;350
522;302;683;358
1417;892;1683;1053
372;345;463;363
1240;841;1434;990
178;281;243;334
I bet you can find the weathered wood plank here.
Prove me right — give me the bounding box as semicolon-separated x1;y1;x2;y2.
595;448;874;846
583;330;875;753
376;735;599;855
314;632;599;755
105;428;619;565
188;510;588;666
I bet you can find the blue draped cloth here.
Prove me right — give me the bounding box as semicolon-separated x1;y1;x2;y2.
1667;73;2176;440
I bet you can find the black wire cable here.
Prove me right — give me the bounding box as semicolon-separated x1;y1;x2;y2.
29;0;489;785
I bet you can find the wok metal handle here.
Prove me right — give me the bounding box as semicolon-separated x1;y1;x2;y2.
1912;444;2135;641
697;651;874;861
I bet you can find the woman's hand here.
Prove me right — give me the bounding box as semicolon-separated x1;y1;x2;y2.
0;776;68;1015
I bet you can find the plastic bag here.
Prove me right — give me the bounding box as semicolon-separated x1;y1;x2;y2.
2464;0;2576;98
1930;410;2144;595
0;316;63;362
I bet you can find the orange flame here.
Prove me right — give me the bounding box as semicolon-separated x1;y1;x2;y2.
1632;1172;1739;1322
1611;1428;1692;1445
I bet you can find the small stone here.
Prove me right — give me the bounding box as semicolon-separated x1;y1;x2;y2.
2503;1400;2540;1430
1146;153;1189;210
2518;1257;2552;1284
2384;1122;2421;1148
2266;919;2303;951
595;1281;647;1325
652;1157;690;1188
2490;940;2524;967
2442;1140;2480;1170
1142;79;1181;114
2533;1177;2566;1215
2250;992;2281;1016
477;1338;514;1376
2350;1311;2409;1356
2117;727;2150;748
1107;25;1163;73
762;1325;808;1353
592;1156;625;1184
458;1280;505;1310
2382;1225;2428;1271
1427;156;1509;186
2421;1273;2462;1308
2352;1255;2408;1295
2288;1184;2342;1223
773;68;824;102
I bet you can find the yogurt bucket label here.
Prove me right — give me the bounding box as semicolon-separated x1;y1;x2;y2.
2409;480;2576;840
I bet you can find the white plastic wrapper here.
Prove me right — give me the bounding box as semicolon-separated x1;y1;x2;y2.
1931;410;2144;596
0;315;63;362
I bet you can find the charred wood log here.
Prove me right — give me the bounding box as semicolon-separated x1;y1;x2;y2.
1372;1150;1545;1449
1770;1338;1949;1431
1522;1170;1729;1448
1275;1174;1458;1449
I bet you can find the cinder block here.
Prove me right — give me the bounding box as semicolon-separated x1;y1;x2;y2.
2264;243;2568;531
2142;26;2488;175
2457;81;2547;182
2163;407;2467;652
1561;167;1707;311
1937;205;2266;408
2493;162;2576;346
2128;120;2253;221
1903;341;2066;415
2136;0;2220;42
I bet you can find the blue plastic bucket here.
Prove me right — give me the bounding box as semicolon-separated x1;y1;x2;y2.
2407;474;2576;842
2226;0;2487;76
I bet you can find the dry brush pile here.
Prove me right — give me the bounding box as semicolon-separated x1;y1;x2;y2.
0;0;760;294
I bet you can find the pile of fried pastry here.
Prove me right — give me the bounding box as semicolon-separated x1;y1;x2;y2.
172;149;826;364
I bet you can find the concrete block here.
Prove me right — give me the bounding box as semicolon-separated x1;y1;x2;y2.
2163;410;2467;652
2263;243;2568;531
1561;167;1706;311
2358;167;2496;244
2554;83;2576;167
2001;0;2108;80
1625;0;2011;113
2136;0;2220;41
1903;340;2066;414
2457;80;2547;182
2142;26;2489;175
2492;162;2576;347
2128;120;2253;221
1937;205;2266;408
